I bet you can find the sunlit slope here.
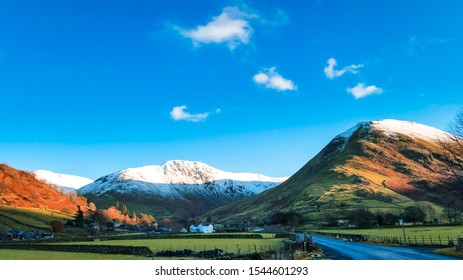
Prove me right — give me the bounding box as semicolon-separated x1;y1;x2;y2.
207;120;461;223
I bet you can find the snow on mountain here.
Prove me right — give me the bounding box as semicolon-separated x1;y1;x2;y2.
78;160;288;198
33;170;94;191
336;119;453;142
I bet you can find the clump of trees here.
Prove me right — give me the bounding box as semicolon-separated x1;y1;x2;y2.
88;205;156;228
346;208;376;227
402;206;426;225
270;211;306;227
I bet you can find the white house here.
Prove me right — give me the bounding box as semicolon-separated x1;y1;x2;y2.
189;223;214;233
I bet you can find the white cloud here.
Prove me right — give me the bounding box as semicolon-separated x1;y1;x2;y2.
170;105;210;122
179;7;255;49
253;67;296;91
347;83;383;99
324;58;363;79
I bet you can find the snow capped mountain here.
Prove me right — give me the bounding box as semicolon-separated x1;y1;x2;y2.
336;119;453;142
33;170;93;191
77;160;288;217
207;119;463;223
78;160;287;198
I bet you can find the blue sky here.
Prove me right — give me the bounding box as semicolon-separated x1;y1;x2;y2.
1;0;462;179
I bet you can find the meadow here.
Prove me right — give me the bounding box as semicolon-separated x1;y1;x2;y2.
315;225;463;238
0;249;151;260
59;236;285;255
313;225;463;246
0;232;286;260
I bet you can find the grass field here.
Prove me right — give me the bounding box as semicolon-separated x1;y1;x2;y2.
314;225;463;238
59;237;285;254
0;233;285;260
313;225;463;247
0;205;74;231
0;249;150;260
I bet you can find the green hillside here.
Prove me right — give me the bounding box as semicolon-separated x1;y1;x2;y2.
205;122;459;224
0;205;74;233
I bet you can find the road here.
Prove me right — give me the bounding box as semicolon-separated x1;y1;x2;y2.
312;235;461;260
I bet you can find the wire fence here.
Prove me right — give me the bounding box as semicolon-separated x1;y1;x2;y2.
311;231;462;247
364;234;462;247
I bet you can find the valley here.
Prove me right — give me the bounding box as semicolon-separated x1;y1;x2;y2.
1;119;462;260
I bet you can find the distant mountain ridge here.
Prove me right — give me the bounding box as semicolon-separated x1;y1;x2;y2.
78;160;288;218
33;170;93;192
206;119;463;223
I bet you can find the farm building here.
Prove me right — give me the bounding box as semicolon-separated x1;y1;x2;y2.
189;223;214;233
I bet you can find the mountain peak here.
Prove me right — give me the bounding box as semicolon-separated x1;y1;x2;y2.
370;119;452;142
336;119;452;143
78;160;287;217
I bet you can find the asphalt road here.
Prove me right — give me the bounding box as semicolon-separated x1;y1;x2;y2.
313;235;461;260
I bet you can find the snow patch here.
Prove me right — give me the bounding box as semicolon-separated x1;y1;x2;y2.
335;119;452;143
336;122;370;139
371;119;452;142
33;170;94;190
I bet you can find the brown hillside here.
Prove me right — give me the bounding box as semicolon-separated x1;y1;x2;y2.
205;120;463;223
0;164;88;214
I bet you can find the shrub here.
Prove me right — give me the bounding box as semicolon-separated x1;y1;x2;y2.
51;220;64;233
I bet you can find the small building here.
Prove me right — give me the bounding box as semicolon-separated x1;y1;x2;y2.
89;223;101;231
189;223;214;233
179;227;188;233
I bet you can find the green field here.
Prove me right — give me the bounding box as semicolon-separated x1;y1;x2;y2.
60;237;285;254
0;205;74;232
314;225;463;238
0;249;150;260
312;225;463;246
0;234;286;260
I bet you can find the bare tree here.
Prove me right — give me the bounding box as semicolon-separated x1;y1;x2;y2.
438;109;463;221
440;108;463;184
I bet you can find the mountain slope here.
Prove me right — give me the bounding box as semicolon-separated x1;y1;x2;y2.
78;160;287;218
33;170;93;192
206;119;462;223
0;164;89;214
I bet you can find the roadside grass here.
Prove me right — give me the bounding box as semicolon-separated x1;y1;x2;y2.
58;238;285;254
0;249;150;260
433;248;463;259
